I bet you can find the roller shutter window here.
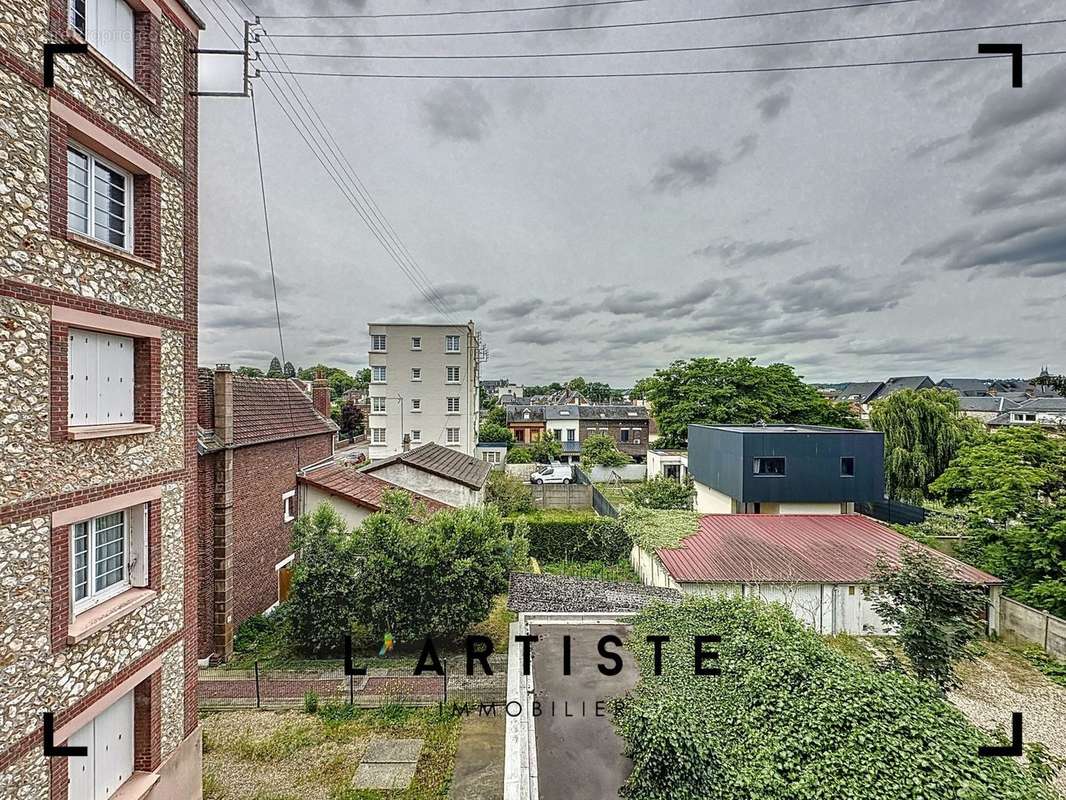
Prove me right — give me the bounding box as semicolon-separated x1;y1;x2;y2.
68;328;134;427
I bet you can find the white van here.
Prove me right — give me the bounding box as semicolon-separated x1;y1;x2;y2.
530;464;575;485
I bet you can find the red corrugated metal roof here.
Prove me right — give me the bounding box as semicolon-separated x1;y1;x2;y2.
656;514;1001;585
299;463;451;515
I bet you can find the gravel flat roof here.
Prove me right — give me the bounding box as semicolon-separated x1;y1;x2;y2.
507;572;680;614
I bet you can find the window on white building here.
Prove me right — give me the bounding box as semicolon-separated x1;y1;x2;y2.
411;429;422;443
371;427;386;444
68;328;135;427
371;366;386;383
411;336;421;350
446;335;461;353
67;144;132;250
370;334;387;352
67;690;135;800
411;398;421;412
411;368;422;381
446;366;460;383
447;397;460;413
371;396;387;413
70;0;135;77
446;427;460;444
282;489;296;522
72;504;148;613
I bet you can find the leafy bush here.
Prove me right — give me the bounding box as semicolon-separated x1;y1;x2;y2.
580;433;632;468
353;504;528;642
529;434;563;463
478;421;514;445
505;511;630;562
485;469;535;516
625;476;695;510
303;691;319;714
541;558;639;583
507;446;533;464
233;612;280;654
622;506;700;550
612;595;1060;800
287;504;361;656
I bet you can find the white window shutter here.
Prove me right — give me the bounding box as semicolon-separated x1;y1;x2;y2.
128;503;148;587
96;333;134;424
93;691;134;800
112;0;135;77
70;330;99;426
67;720;95;800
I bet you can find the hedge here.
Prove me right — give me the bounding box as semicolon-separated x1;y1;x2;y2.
621;506;700;551
504;510;630;563
612;596;1061;800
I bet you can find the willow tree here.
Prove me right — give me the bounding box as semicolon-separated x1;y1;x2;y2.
870;389;967;503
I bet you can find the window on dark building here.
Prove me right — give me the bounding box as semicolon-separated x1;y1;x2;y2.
840;457;855;477
753;456;786;476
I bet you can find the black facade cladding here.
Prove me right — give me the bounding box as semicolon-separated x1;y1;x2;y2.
687;424;885;504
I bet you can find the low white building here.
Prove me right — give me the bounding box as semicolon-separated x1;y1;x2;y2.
361;441;490;507
299;461;451;529
647;449;688;481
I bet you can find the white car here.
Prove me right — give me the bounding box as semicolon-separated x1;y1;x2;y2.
530;464;574;485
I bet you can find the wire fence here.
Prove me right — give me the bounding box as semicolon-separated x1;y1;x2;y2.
198;655;507;711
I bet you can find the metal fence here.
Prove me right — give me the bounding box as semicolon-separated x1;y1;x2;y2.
857;499;927;525
198;655;507;711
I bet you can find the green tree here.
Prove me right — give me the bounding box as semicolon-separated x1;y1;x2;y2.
478;421;514;445
870;389;969;503
283;360;296;378
235;365;264;378
872;545;988;692
486;469;535;515
566;376;589;394
507;445;533;464
266;356;284;378
297;364;357;401
287;504;361;656
626;476;696;510
483;404;507;427
639;357;859;448
580;433;632;468
352;500;528;642
340;401;364;443
530;433;563;463
354;368;371;391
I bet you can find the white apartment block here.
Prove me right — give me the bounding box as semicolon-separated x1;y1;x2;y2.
367;322;480;458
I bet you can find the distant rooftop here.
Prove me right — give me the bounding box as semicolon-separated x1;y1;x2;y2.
697;424;879;435
508;572;679;614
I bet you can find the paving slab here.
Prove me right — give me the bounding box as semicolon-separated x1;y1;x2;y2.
449;715;505;800
352;761;418;790
363;737;425;764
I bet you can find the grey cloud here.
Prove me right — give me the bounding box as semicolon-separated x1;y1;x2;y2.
421;82;493;142
908;213;1066;278
202;307;295;331
734;134;758;160
842;335;1006;361
757;90;792;121
650;149;723;193
491;298;543;320
507;326;558;346
782;266;914;315
309;334;350;348
693;237;810;266
200;260;292;307
969;175;1066;215
970;63;1066;140
908;134;961;160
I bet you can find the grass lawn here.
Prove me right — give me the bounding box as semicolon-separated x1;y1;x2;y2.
594;483;631;509
540;558;640;583
202;705;460;800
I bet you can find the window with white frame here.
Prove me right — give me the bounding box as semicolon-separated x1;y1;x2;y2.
371;396;387;413
370;334;386;352
446;427;460;444
446;335;461;353
371;427;386;444
446;366;460;383
67;144;132;250
68;328;134;427
68;690;135;800
282;489;296;522
72;504;147;613
69;0;135;77
371;365;386;383
447;397;460;413
411;336;421;350
483;451;501;464
411;398;421;412
411;368;422;381
411;429;422;443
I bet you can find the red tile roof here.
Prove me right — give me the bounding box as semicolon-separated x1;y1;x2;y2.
299;463;451;515
231;374;337;448
656;514;1001;585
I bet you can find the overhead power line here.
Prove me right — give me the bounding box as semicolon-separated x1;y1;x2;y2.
261;0;655;20
256;49;1066;79
262;0;926;39
267;18;1066;61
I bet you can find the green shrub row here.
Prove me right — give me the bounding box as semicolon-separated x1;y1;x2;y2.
621;506;700;551
504;511;630;563
611;596;1061;800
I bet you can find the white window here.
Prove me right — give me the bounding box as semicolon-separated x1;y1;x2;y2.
70;0;135;78
411;336;421;350
446;427;460;444
72;504;147;614
67;145;132;251
68;328;134;427
282;489;296;523
371;366;386;383
411;429;422;443
370;334;387;352
411;398;421;412
371;396;387;413
447;397;460;413
371;427;386;444
411;368;422;381
446;366;460;383
483;451;500;464
68;690;135;800
446;335;461;353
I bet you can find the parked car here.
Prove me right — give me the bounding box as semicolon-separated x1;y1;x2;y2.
530;464;574;485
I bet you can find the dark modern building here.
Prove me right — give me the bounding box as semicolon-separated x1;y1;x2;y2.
686;424;885;514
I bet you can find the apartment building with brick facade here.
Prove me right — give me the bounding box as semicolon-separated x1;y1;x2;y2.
0;0;204;798
197;368;336;663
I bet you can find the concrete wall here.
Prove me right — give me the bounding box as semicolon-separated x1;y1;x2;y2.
301;484;373;530
631;546;681;590
694;481;737;514
586;464;647;483
774;502;848;515
1000;597;1066;658
530;483;593;510
370;462;482;507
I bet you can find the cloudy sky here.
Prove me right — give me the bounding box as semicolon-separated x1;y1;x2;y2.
192;0;1066;386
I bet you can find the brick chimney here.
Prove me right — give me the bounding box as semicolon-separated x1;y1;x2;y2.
213;363;233;446
312;371;331;418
